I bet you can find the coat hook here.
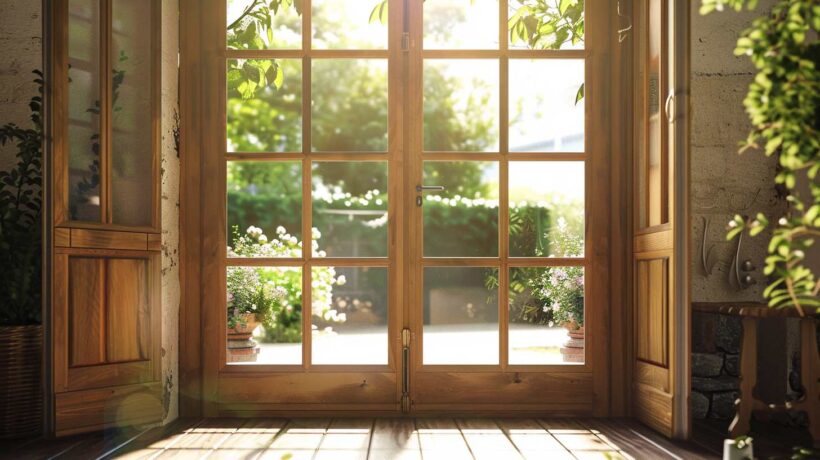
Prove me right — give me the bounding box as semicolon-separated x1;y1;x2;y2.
617;1;632;43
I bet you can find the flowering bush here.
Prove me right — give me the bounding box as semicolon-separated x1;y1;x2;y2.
227;226;347;342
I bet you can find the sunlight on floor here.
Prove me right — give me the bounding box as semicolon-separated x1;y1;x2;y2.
119;419;635;460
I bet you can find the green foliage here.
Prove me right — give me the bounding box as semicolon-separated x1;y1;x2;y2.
509;0;584;50
228;226;345;342
706;0;819;314
0;71;43;326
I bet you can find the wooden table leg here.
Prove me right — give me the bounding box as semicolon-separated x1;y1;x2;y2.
800;318;819;447
729;316;757;438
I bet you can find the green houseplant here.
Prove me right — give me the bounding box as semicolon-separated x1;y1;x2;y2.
0;70;43;438
702;0;819;315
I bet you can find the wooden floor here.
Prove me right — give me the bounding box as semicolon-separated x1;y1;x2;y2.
0;418;722;460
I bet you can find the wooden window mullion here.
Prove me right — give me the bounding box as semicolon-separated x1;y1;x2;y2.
99;0;113;224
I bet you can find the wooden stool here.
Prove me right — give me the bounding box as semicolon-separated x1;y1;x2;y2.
692;302;819;446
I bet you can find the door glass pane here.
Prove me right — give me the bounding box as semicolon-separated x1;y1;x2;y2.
508;0;585;50
227;59;302;153
227;0;302;50
509;162;584;257
312;59;388;152
424;0;499;50
68;0;101;222
312;0;387;50
509;59;584;153
647;0;666;227
312;162;388;257
423;162;499;257
423;267;499;365
424;60;499;152
509;267;585;364
312;267;388;365
227;266;303;365
228;161;303;257
111;0;154;226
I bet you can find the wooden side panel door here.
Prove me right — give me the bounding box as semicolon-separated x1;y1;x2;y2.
631;0;689;439
48;0;163;436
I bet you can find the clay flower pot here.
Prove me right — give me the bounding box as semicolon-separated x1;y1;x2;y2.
560;322;585;363
227;313;261;363
227;312;259;340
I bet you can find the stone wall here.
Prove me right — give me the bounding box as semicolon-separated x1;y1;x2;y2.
0;0;180;425
689;0;796;420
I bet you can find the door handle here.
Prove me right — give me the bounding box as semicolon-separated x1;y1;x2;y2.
665;92;676;124
416;185;445;206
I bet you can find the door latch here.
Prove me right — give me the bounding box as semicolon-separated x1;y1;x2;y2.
416;185;445;207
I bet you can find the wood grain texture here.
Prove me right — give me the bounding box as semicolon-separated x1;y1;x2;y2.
68;257;105;367
105;258;150;362
70;228;148;251
178;0;204;417
54;382;162;437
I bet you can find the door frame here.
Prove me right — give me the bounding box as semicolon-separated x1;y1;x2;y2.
177;0;633;418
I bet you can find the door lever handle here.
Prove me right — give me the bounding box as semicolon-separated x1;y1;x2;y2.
416;185;445;193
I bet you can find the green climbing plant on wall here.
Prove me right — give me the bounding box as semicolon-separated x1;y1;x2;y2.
702;0;819;314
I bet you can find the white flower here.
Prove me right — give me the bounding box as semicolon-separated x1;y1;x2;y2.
778;217;788;226
276;226;286;235
728;220;739;228
258;234;268;243
336;275;347;285
312;227;322;240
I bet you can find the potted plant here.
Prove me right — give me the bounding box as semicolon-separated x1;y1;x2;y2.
532;219;585;362
537;266;585;363
225;246;286;362
0;71;43;438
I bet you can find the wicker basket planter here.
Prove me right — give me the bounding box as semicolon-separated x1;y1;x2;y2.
0;325;42;439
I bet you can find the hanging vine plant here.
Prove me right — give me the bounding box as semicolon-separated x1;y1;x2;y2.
702;0;819;314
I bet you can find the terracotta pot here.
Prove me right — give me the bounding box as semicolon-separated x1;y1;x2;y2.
0;325;42;439
227;313;259;340
560;323;585;363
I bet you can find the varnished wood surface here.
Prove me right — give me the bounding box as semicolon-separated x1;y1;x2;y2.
692;301;811;319
0;418;719;459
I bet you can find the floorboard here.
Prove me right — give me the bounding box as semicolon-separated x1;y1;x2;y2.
7;417;815;459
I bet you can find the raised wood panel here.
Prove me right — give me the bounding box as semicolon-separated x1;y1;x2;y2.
106;258;150;362
67;361;153;392
634;360;669;393
70;228;149;251
635;257;668;367
54;382;162;437
69;258;105;367
633;382;673;438
412;372;593;408
218;373;398;405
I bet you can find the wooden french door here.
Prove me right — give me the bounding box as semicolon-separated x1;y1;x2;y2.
404;0;608;413
200;0;611;416
48;0;163;435
631;0;689;438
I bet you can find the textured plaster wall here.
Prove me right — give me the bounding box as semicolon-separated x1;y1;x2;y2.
689;0;784;302
160;0;181;424
0;0;42;172
0;0;180;425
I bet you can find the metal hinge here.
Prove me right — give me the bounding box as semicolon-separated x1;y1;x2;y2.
402;32;410;52
401;328;411;413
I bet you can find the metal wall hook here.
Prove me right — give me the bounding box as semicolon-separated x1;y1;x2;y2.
617;1;632;43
